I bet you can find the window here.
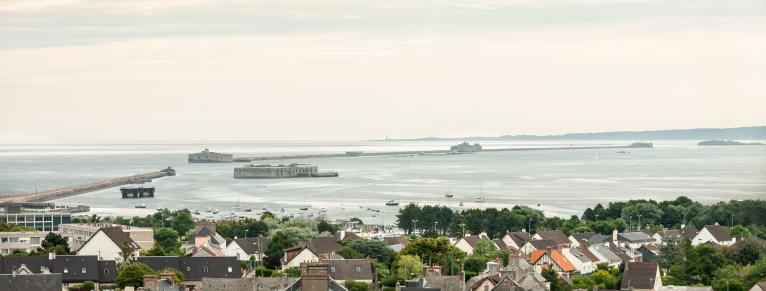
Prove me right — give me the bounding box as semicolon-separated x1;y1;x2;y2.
355;266;361;272
82;267;86;273
104;269;110;275
40;266;45;272
203;266;209;273
228;267;232;273
330;267;336;272
63;268;69;274
186;267;191;272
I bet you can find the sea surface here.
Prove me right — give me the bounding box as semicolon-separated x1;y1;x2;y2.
1;140;765;225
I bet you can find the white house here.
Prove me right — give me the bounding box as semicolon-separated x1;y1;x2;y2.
749;282;766;291
692;224;735;246
281;246;319;270
531;230;571;247
77;227;141;262
561;247;597;274
224;237;271;261
520;239;557;256
454;233;497;254
500;231;531;252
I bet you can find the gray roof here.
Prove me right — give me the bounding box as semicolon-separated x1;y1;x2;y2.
232;237;271;255
0;255;116;283
423;275;463;291
588;234;612;244
589;244;621;264
657;287;713;291
566;247;591;263
618;232;655;243
0;273;62;291
137;256;241;281
327;259;375;281
571;232;595;243
535;231;570;245
505;232;531;248
703;225;732;242
527;239;557;250
621;262;659;290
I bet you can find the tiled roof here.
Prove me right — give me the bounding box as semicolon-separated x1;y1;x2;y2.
680;225;699;239
528;239;557;250
309;237;343;255
506;232;531;247
0;255;116;283
621;262;659;290
383;236;410;246
100;227;141;250
137;256;241;281
535;231;570;245
0;273;61;290
577;246;600;263
529;250;545;264
571;232;595;243
550;250;575;272
617;232;654;243
655;229;681;239
461;234;491;248
703;225;732;242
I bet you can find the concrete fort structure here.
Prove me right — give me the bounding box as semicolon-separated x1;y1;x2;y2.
188;148;234;163
233;164;338;179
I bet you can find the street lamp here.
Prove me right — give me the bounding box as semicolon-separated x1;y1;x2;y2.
245;229;248;239
413;219;419;234
637;214;642;231
629;216;633;231
434;221;439;235
595;214;599;223
528;218;533;234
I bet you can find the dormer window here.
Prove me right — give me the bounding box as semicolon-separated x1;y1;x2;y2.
355;266;361;272
82;267;86;273
186;266;191;272
228;267;232;273
63;267;69;274
203;266;209;273
104;269;110;275
330;267;336;272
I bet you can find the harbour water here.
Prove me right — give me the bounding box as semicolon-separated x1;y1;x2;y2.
1;140;764;224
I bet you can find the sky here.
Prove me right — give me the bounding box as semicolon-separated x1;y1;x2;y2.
1;0;765;142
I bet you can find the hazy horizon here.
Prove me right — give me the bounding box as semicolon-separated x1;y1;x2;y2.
2;0;765;142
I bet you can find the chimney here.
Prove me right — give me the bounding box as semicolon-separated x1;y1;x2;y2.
340;231;346;240
143;274;159;291
522;228;526;233
160;272;175;285
396;281;401;291
41;266;50;274
48;252;56;260
612;229;618;242
459;270;465;282
422;265;429;277
714;222;719;225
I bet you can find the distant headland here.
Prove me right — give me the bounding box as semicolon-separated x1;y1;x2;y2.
383;126;766;141
698;140;763;146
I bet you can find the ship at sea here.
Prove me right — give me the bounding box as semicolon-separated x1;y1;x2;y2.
233;164;338;179
120;186;155;198
449;142;482;153
188;148;234;163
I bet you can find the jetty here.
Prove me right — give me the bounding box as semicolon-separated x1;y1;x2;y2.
232;143;650;162
0;167;176;203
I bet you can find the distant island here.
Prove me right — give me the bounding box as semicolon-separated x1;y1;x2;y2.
385;126;766;141
698;140;763;146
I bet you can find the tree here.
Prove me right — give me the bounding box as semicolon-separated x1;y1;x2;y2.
399;238;466;275
345;280;371;291
338;246;363;259
40;232;71;255
284;267;301;277
397;203;420;234
348;240;394;265
318;220;339;235
116;262;154;288
265;231;296;268
170;209;195;235
80;281;96;291
621;202;662;229
119;241;137;263
473;240;496;256
394;255;423;280
541;268;562;291
154;228;180;250
729;225;750;240
464;256;489;273
161;267;185;283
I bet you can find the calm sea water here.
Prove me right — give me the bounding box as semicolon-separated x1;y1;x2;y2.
1;140;764;224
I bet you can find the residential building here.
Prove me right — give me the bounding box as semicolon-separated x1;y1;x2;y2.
637;245;661;262
77;227;141;262
561;247;596;274
679;225;699;240
0;254;117;289
200;276;298;291
416;264;464;291
59;223;154;251
282;246;320;270
657;286;713;291
383;236;410;252
0;212;71;231
588;244;621;268
0;231;47;255
520;239;557;255
504;254;549;290
0;264;62;291
615;231;655;249
529;249;575;275
284;261;350;291
621;262;662;291
454;233;498;255
307;236;343;257
136;256;242;287
138;272;182;291
335;231;362;242
327;259;375;284
652;229;682;245
692;224;735;246
568;232;595;248
531;231;571;247
224;236;271;261
500;231;531;252
750;282;766;291
191;222;227;257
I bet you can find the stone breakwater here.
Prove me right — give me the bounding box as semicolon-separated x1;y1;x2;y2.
0;167;175;203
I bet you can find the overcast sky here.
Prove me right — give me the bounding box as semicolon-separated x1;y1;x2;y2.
1;0;765;142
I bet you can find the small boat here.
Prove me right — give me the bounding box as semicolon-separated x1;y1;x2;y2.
193;210;200;215
459;202;464;206
475;196;485;203
204;208;213;213
244;208;252;212
212;209;219;214
386;200;399;206
155;207;163;211
135;204;147;209
280;208;285;212
321;208;327;212
299;207;309;211
445;192;454;198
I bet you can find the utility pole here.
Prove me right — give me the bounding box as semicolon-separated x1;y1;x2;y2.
528;218;533;234
637;214;642;231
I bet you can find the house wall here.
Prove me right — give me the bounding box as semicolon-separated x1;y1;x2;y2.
561;249;594;274
501;235;520;250
0;231;47;255
692;227;734;246
520;243;537;255
471;279;496;291
77;231;124;261
282;249;319;270
454;239;474;254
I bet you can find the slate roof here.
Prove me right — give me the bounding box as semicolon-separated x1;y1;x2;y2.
655;229;681;240
589;244;622;264
621;262;659;290
100;227;141;249
566;247;591;263
232;237;271;254
461;234;493;248
608;243;632;262
527;239;557;250
327;259;375;281
535;231;570;245
571;232;595;244
505;232;531;248
137;256;241;282
680;225;699;239
423;275;463;291
617;231;655;243
577;246;601;263
0;273;62;291
0;255;116;283
383;236;410;246
308;237;343;255
588;234;612;244
335;232;362;242
703;225;732;242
